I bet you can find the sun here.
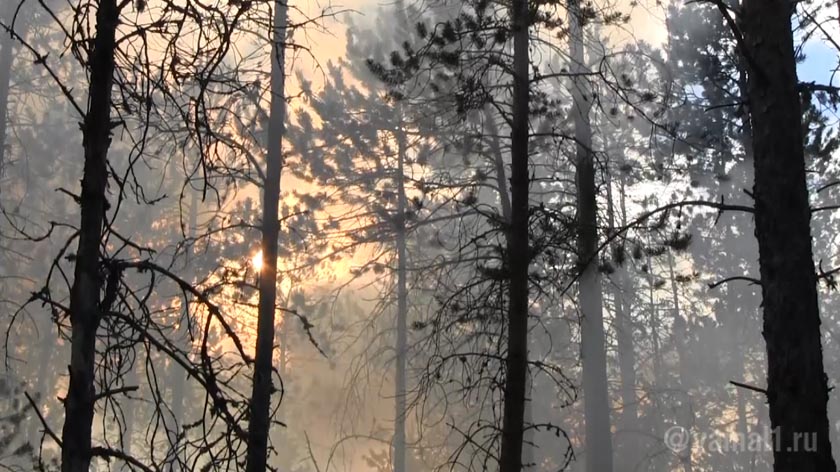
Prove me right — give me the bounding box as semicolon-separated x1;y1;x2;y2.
251;250;264;272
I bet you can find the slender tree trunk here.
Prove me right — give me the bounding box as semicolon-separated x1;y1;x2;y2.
489;103;537;466
245;0;287;469
0;2;13;181
276;287;292;471
613;270;637;471
740;0;836;469
667;250;693;472
497;0;530;466
606;164;638;472
61;0;118;469
646;240;665;449
569;2;613;471
486;106;538;468
393;121;408;472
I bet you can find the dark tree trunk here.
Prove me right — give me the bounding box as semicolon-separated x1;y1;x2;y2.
487;106;538;468
61;0;118;469
245;0;287;469
569;2;613;470
740;0;836;469
497;0;530;466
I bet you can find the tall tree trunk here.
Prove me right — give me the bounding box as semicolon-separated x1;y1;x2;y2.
667;250;693;472
0;1;13;182
740;0;836;469
646;238;665;469
245;0;287;469
569;2;613;471
606;163;638;472
61;0;118;469
485;107;539;468
390;35;412;472
613;269;636;470
734;29;755;472
393;121;408;472
497;0;530;466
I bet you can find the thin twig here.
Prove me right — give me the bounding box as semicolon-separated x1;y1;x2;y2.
304;431;322;472
708;276;762;289
93;385;139;402
729;380;767;395
24;391;61;447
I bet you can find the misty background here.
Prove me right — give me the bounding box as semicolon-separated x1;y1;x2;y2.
0;0;838;470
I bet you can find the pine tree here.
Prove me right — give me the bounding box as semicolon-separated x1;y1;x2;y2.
246;0;289;469
741;0;837;468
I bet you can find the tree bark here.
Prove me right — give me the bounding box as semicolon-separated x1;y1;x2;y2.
497;0;530;467
569;2;613;471
245;0;288;469
740;0;836;469
485;106;539;469
61;0;118;469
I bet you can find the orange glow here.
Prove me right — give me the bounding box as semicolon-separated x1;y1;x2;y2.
252;250;264;272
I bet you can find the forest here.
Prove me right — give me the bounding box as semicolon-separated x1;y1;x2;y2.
0;0;838;470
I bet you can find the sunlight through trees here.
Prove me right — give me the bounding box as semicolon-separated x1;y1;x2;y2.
1;0;839;470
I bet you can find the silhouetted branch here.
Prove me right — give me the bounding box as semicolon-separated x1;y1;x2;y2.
23;391;61;447
729;380;767;395
708;276;762;289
